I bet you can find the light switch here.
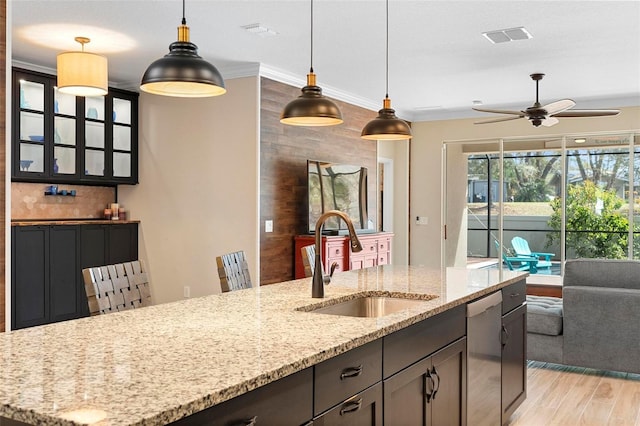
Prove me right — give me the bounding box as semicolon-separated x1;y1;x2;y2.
265;220;273;233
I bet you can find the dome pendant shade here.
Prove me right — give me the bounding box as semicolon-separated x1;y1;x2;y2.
57;37;108;97
140;2;226;99
280;72;343;126
361;97;412;140
140;40;226;97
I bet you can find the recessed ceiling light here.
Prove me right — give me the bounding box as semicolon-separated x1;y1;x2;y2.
574;138;587;144
242;23;278;38
482;27;532;44
472;100;483;106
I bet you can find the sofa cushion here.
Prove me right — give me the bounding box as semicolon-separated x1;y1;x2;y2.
527;295;563;336
564;258;640;290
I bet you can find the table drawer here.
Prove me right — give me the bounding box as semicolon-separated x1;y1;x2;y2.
326;243;344;259
502;279;526;315
314;339;382;416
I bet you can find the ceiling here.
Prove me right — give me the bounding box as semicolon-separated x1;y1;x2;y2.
10;0;640;122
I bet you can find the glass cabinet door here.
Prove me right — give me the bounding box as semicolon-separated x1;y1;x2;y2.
112;97;132;178
53;88;77;175
18;79;45;173
84;96;105;177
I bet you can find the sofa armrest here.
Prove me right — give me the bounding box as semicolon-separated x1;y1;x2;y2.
563;286;640;374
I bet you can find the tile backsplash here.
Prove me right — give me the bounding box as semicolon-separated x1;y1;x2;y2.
11;183;116;220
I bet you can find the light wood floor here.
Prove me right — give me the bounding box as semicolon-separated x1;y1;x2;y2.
508;361;640;426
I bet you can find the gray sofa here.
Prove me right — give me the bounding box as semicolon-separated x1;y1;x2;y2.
527;258;640;374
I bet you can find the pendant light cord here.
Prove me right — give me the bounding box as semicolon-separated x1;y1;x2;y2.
182;0;186;26
310;0;314;73
385;0;389;99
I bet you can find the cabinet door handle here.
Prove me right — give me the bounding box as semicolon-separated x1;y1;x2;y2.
424;370;434;403
501;324;509;348
340;364;363;380
510;292;520;298
230;416;257;426
339;398;363;415
431;366;440;400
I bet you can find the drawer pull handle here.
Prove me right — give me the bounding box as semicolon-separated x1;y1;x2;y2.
431;366;440;400
501;324;510;348
424;370;434;402
340;398;363;415
510;293;520;298
340;365;363;380
231;416;257;426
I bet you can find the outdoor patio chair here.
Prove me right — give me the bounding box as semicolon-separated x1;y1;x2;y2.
511;236;553;269
495;240;540;273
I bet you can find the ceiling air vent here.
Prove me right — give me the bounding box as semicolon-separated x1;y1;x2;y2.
482;27;532;44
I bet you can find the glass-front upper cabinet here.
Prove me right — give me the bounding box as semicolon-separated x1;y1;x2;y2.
12;67;139;184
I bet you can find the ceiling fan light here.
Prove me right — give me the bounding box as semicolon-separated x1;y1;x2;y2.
361;98;411;140
57;37;108;97
280;73;343;126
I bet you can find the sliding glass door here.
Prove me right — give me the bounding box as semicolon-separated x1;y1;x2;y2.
443;131;639;282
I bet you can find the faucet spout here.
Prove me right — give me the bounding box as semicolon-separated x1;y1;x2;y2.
312;210;363;298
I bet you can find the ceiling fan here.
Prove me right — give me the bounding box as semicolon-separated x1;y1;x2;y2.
473;73;620;127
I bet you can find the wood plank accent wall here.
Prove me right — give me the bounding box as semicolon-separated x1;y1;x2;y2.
1;0;6;332
260;78;377;285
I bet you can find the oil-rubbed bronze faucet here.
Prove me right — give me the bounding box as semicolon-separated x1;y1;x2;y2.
313;210;363;298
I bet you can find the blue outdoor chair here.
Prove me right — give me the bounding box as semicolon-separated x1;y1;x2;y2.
511;236;553;270
494;240;539;273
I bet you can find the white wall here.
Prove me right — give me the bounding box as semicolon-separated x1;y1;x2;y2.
119;76;260;304
378;139;410;265
410;106;640;268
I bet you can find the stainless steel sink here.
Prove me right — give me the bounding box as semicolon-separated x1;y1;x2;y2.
299;295;433;318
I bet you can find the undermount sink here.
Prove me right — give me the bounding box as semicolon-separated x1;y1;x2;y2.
298;294;435;318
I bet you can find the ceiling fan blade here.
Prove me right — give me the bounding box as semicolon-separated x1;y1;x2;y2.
472;107;524;116
553;109;621;118
542;99;575;115
541;117;559;127
474;115;524;125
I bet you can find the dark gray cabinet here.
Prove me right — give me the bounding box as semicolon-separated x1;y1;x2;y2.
11;225;81;329
171;368;313;426
12;67;138;185
501;303;527;424
11;223;138;329
384;338;466;426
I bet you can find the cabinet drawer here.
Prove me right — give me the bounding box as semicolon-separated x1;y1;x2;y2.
314;339;382;416
378;253;389;265
502;279;526;315
172;367;313;425
383;304;465;378
326;243;344;259
378;239;389;252
313;382;382;425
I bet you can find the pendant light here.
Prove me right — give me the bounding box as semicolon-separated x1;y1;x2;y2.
361;0;411;140
57;37;108;97
280;0;343;126
140;0;226;97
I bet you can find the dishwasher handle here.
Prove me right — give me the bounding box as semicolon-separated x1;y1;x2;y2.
466;291;502;317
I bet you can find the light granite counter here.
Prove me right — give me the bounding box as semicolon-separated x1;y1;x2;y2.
0;265;526;425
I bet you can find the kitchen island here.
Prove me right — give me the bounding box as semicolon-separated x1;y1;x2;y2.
0;265;526;425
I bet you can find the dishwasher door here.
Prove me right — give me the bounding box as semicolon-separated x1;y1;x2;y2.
467;291;502;426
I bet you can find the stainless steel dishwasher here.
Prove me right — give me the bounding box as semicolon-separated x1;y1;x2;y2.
467;291;502;426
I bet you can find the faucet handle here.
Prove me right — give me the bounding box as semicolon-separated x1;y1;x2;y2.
329;262;339;277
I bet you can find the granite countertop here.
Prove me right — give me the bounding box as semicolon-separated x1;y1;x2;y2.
0;265;526;425
11;219;141;226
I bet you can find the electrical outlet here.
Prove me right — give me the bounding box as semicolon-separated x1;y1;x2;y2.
265;220;273;233
183;286;190;298
416;216;429;225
